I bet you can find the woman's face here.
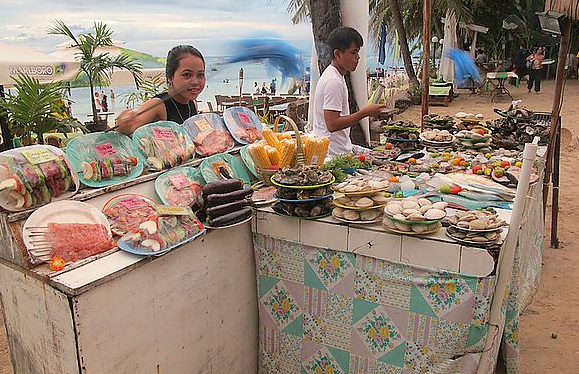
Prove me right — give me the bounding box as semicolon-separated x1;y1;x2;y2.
169;54;206;103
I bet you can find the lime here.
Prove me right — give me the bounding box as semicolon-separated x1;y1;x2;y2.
440;184;451;194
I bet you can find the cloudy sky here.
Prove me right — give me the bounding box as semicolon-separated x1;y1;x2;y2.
0;0;313;57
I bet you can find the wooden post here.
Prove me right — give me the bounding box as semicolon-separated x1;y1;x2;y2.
551;122;561;248
421;0;431;131
542;19;571;226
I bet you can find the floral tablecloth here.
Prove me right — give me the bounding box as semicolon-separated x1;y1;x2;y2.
254;234;498;374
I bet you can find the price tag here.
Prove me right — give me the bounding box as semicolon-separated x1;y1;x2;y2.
238;113;252;125
94;143;117;158
194;118;212;132
153;127;175;141
119;197;147;210
21;148;56;165
169;174;190;190
156;205;193;216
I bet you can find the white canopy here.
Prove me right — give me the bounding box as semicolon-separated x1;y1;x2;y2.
439;11;458;82
109;68;164;86
0;42;80;86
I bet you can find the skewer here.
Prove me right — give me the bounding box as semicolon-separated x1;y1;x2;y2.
25;226;48;230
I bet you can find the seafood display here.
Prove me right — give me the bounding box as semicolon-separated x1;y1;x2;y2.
455;128;492;150
119;213;203;253
182;113;235;156
489;107;550;149
332;207;382;223
0;145;77;211
446;226;502;247
133;121;195;171
276;185;332;201
381;120;420;151
272;199;332;218
447;209;506;231
223;107;263;145
333;176;389;194
419;129;455;148
102;194;158;236
422;114;455;130
155;167;204;208
382;196;447;234
333;192;389;210
455;112;485;131
272;165;334;187
47;222;115;263
66;132;142;187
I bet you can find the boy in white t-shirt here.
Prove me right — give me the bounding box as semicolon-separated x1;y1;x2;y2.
313;27;384;157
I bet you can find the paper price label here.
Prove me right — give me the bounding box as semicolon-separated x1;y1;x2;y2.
22;148;57;165
238;113;252;125
169;174;190;190
156;205;193;216
194;118;212;132
153;127;175;141
94;143;117;158
119;197;147;210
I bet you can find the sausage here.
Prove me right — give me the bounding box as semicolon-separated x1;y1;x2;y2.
208;208;252;227
206;188;253;207
202;179;243;199
206;199;251;220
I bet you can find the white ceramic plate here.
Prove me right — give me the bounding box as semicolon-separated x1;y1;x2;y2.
23;200;112;264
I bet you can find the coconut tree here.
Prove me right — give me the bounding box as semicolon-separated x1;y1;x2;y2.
0;74;86;145
48;21;142;128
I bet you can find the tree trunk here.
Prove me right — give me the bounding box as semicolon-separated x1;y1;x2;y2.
388;0;419;89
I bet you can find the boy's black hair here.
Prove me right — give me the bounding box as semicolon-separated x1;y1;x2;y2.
327;27;363;56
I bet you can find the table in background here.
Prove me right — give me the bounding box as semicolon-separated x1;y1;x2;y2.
487;72;519;102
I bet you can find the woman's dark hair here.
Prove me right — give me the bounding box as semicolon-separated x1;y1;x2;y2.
327;27;363;54
166;45;205;80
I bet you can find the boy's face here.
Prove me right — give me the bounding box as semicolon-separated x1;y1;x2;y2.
335;42;361;72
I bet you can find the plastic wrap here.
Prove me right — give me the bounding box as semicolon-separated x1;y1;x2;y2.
0;145;79;211
132;121;195;171
199;153;252;186
182;113;235;157
66;132;143;188
222;107;263;144
102;194;158;236
155;166;205;207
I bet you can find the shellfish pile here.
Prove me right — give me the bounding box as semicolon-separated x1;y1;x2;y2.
455;129;492;150
332;192;388;223
382;196;447;234
445;210;506;246
333;176;389;194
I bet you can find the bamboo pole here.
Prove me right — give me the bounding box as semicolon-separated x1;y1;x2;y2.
420;0;431;131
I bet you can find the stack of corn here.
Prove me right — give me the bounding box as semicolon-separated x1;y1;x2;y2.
248;130;329;170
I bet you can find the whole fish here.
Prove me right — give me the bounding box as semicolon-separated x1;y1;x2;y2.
429;194;512;211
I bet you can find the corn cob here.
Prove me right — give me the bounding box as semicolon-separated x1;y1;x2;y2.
262;128;282;152
265;145;281;166
313;137;330;166
279;139;296;167
248;143;271;169
275;132;292;140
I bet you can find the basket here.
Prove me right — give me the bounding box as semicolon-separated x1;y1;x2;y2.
256;166;279;186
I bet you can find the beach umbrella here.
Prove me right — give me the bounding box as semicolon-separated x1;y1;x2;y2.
0;42;80;86
448;48;481;87
439;10;457;82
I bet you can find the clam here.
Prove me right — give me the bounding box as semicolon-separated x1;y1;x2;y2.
418;198;432;207
344;210;360;221
402;201;419;210
335;181;348;190
394;221;411;232
460;213;477;222
336;196;351;205
355;197;374;208
382;217;397;229
361;209;380;221
393;214;407;221
419;205;431;214
427;223;440;231
448;215;459;225
424;209;446;220
431;202;448;210
469;219;487;230
333;207;345;219
456;112;467;118
386;204;404;216
457;221;471;229
407;213;426;221
471;236;489;242
343;185;361;193
484;231;500;240
403;208;421;216
412;224;429;233
371;194;389;205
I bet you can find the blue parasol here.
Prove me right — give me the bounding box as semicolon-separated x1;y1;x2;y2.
448;49;480;86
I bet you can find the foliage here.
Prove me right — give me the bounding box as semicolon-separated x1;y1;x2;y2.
0;74;86;145
286;0;310;24
48;20;142;123
123;73;167;108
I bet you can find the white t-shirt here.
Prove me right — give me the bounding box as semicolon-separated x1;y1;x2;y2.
312;65;352;157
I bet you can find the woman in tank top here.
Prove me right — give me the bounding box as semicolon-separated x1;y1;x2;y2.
115;45;206;134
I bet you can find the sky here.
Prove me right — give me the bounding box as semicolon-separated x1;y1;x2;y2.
0;0;314;58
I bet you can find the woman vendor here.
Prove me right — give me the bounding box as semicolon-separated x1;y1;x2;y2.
115;45;206;134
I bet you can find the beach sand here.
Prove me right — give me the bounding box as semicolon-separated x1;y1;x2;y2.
1;79;578;373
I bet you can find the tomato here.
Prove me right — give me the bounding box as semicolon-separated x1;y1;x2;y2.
50;257;66;272
450;186;463;195
128;156;138;167
384;142;394;150
357;154;366;162
475;129;485;135
408;158;417;164
388;176;399;183
472;165;483;173
500;160;511;168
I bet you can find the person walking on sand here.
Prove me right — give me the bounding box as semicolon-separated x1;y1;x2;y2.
526;47;545;93
261;82;268;95
270;78;277;95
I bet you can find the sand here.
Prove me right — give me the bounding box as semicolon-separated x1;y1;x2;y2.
1;79;578;373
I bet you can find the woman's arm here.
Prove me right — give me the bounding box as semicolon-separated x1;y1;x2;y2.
115;98;166;135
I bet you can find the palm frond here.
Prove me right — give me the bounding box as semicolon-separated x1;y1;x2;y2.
286;0;310;24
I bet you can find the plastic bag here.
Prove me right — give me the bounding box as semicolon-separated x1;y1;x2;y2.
0;145;79;211
102;193;158;236
182;113;235;157
222;107;263;144
155;166;205;207
132;121;195;171
199;152;252;186
66;132;144;188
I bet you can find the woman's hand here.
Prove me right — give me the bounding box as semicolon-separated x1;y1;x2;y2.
114;109;139;135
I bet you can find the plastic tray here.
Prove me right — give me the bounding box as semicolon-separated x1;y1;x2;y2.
66;132;144;188
132;121;195;171
102;194;158;236
0;145;79;212
239;144;258;177
199;152;252;186
155;166;205;207
222;107;263;144
182;113;235;157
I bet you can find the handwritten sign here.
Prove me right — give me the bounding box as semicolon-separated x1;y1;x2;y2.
238;113;252;125
119;197;147;210
194;118;212;132
169;174;190;190
21;148;56;165
94;143;117;158
153;127;175;141
156;205;193;216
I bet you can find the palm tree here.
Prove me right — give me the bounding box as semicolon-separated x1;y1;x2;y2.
48;21;142;128
0;74;86;145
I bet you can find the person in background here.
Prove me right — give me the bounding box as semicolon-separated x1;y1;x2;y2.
101;92;108;112
110;89;115;100
312;27;384;158
305;66;311;94
270;78;277;95
261;81;268;94
254;81;260;94
115;45;205;134
515;45;529;80
526;46;545;93
94;92;102;112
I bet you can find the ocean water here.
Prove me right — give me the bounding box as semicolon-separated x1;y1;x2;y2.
69;55;407;122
